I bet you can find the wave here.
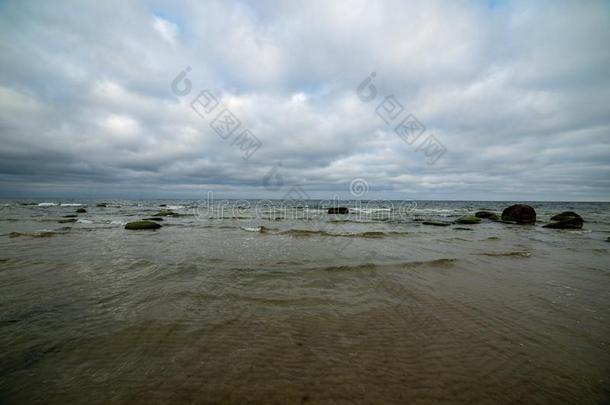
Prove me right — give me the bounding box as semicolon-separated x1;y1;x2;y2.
279;229;410;238
350;208;393;214
240;226;272;233
477;251;531;257
37;203;57;207
59;203;84;207
318;258;457;272
8;228;71;238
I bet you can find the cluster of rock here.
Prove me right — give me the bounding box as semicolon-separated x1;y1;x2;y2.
120;203;586;231
124;205;178;230
416;204;584;230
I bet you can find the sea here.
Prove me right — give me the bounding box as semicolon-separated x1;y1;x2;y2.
1;199;609;404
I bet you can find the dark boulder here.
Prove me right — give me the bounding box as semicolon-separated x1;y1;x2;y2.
475;211;499;220
96;203;107;207
75;208;87;213
501;204;536;224
455;215;481;225
125;220;162;230
328;207;349;214
550;211;582;222
543;217;583;229
422;220;451;226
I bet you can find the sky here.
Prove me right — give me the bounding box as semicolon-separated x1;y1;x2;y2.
0;0;609;201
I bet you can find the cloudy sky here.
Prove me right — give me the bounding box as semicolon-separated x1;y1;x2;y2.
1;0;609;201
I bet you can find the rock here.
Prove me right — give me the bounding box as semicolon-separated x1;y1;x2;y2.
501;204;536;224
125;220;162;230
328;207;349;214
62;214;78;218
543;217;583;229
422;221;451;226
455;215;481;225
550;211;582;222
75;208;87;213
154;209;180;217
96;203;107;207
143;217;163;221
159;204;167;207
475;211;499;220
453;227;472;231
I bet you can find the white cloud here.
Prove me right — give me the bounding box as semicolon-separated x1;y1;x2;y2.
153;16;178;44
0;0;609;200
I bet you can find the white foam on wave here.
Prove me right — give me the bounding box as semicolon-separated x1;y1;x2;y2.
60;203;83;207
38;202;57;207
167;205;185;210
77;219;93;224
351;208;392;214
241;226;262;232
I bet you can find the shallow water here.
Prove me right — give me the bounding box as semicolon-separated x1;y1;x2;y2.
1;200;609;404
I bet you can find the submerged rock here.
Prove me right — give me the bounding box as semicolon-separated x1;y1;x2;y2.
543;217;583;229
475;211;499;220
454;227;473;231
501;204;536;224
550;211;582;222
154;209;180;217
422;220;451;226
328;207;349;214
96;203;107;207
124;220;162;230
75;208;87;213
62;214;78;218
455;215;481;225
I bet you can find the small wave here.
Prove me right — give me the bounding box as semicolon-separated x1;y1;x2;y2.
8;229;68;238
37;203;57;207
76;219;93;224
240;226;271;233
281;229;333;237
319;258;457;272
477;251;531;257
280;229;410;238
350;208;393;214
59;203;84;207
328;219;380;223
